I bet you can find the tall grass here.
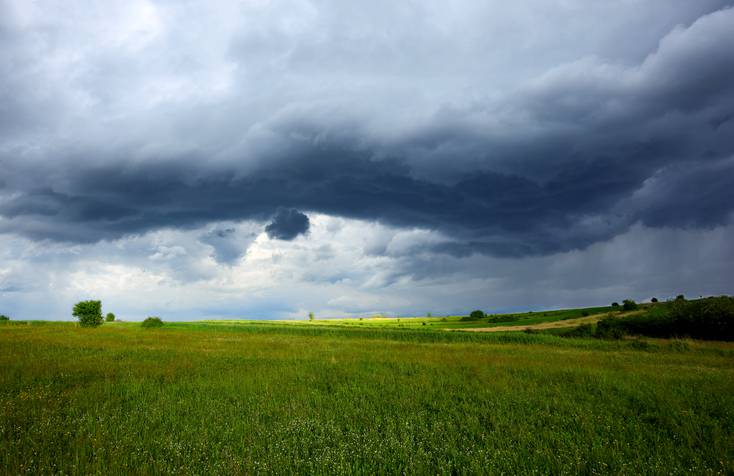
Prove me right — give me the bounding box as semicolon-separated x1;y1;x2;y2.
1;322;733;474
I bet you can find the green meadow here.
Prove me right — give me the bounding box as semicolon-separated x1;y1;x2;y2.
1;320;733;474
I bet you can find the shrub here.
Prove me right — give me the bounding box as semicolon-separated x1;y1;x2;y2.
142;316;164;328
105;312;116;322
612;296;734;341
469;310;485;320
675;294;686;301
0;315;9;321
73;300;103;328
651;297;658;303
595;317;624;339
611;302;619;308
562;323;594;338
622;299;639;311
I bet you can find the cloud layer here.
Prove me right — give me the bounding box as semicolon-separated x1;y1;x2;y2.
1;0;733;318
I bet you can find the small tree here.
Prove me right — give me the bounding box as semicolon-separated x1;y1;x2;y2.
651;297;658;303
141;316;164;328
469;310;485;320
308;312;314;322
675;294;686;301
622;299;638;311
105;312;116;322
73;300;103;328
0;314;9;321
611;302;620;308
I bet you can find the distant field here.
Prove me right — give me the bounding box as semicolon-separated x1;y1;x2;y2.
1;320;733;474
204;305;619;331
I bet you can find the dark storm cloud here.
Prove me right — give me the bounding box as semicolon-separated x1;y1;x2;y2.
265;208;310;241
1;3;734;257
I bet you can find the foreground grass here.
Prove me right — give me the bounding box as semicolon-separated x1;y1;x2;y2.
1;322;733;474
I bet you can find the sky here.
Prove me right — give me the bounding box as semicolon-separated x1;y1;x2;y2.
1;0;733;321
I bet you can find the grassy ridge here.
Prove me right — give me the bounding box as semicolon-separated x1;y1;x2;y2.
1;322;733;474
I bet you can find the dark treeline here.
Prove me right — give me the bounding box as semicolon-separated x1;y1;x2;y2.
565;296;734;341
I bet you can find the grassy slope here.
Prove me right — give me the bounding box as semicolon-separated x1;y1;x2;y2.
1;321;733;474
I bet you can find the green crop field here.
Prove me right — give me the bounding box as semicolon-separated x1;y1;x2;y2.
1;320;733;474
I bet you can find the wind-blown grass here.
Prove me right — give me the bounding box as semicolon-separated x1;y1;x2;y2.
1;321;733;474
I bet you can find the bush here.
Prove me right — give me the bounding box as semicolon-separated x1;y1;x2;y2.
612;296;734;341
611;302;619;308
595;317;624;339
105;312;116;322
0;315;9;321
622;299;639;311
142;316;164;328
562;323;595;338
675;294;686;301
73;300;103;328
651;297;658;303
469;310;485;320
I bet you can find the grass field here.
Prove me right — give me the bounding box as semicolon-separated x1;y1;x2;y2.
2;320;733;474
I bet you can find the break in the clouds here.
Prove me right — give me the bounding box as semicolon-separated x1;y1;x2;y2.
1;0;733;319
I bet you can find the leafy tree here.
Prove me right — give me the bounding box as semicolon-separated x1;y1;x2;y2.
676;294;686;301
611;302;619;308
651;297;658;303
469;310;485;320
141;316;164;328
0;314;9;321
105;312;116;322
73;300;103;328
308;312;314;321
622;299;639;311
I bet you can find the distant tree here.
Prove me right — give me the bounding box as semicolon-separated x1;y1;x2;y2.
622;299;639;311
105;312;116;322
676;294;686;301
469;310;485;320
73;300;103;328
611;302;620;308
426;312;432;317
0;314;9;321
651;297;658;303
308;312;314;322
141;316;164;328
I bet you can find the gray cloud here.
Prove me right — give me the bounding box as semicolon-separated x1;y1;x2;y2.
200;227;256;265
265;208;310;240
0;1;733;262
